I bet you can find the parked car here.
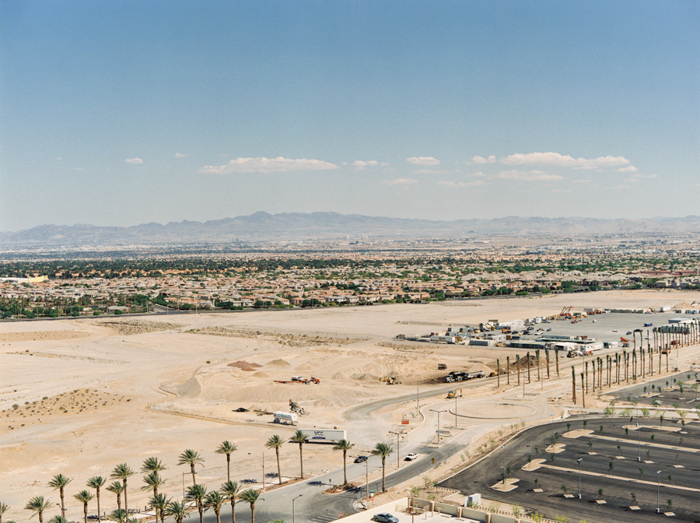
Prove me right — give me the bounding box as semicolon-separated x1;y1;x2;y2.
354;455;368;463
404;453;418;461
372;514;398;523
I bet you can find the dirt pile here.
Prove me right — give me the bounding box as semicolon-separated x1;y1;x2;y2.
227;360;262;371
99;320;182;335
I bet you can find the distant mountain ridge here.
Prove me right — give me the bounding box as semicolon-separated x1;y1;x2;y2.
2;212;700;247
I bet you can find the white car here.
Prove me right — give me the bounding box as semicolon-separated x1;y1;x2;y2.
404;453;418;461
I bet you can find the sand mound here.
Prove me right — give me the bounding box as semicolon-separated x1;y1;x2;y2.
267;359;291;367
177;377;202;398
99;320;182;335
252;372;270;378
227;361;262;371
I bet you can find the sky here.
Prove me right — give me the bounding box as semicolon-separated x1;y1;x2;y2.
1;0;698;231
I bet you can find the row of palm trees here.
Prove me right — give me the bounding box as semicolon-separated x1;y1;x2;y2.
1;434;395;523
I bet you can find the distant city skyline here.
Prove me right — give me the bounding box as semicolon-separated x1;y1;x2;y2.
1;1;698;231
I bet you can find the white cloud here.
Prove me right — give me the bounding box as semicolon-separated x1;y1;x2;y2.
125;158;143;164
175;153;188;158
631;173;657;179
381;162;390;167
412;168;460;174
381;178;418;186
470;155;496;164
199;157;339;174
617;165;637;173
470;171;486;177
352;160;379;170
406;156;440;166
56;157;62;160
572;179;591;183
437;180;486;188
496;170;563;181
500;152;630;170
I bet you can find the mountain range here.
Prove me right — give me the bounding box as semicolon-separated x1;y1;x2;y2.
2;212;700;248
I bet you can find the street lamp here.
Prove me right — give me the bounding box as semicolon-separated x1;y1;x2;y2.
365;458;369;502
577;458;582;499
292;494;302;523
637;423;641;462
656;470;661;513
502;445;506;483
389;431;401;469
430;409;448;445
182;471;197;499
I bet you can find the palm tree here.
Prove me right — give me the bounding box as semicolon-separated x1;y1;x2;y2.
74;491;94;523
47;517;68;523
371;442;394;492
106;482;124;512
25;496;52;523
141;473;165;498
141;457;166;476
164;501;188;523
220;481;241;523
333;439;354;485
149;494;169;523
238;490;261;523
185;484;207;523
0;502;9;523
48;474;72;517
265;435;285;485
87;477;106;522
289;431;309;479
178;450;205;486
110;464;135;514
205;492;225;523
215;441;238;482
108;510;129;523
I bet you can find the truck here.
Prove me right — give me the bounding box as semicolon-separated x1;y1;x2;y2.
273;412;298;425
299;428;347;443
446;389;462;399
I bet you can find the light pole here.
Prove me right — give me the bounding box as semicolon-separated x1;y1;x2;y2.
430;409;448;445
365;458;369;502
454;394;458;429
577;458;582;499
182;472;196;499
292;494;302;523
262;452;265;490
502;445;506;483
389;431;401;469
656;470;661;513
637;423;641;462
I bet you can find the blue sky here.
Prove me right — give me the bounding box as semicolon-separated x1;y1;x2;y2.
1;0;698;231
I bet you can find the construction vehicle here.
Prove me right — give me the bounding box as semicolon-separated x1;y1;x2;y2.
446;388;462;399
437;363;447;370
289;399;306;415
273;412;298;425
387;376;402;385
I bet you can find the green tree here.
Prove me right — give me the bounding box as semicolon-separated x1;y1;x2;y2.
86;477;106;522
141;473;165;498
164;501;188;523
141;458;166;476
185;484;207;523
215;441;238;483
205;492;225;523
110;465;135;514
48;474;72;517
239;490;261;523
265;435;285;485
220;481;241;523
178;450;205;486
0;502;8;523
106;482;124;512
25;497;52;523
289;430;309;480
333;439;354;485
372;442;394;493
73;491;94;523
149;494;169;523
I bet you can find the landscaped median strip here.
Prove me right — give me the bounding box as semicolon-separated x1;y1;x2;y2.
525;463;700;494
564;429;700;455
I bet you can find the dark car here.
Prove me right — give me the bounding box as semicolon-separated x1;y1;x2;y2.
354;455;368;463
372;514;398;523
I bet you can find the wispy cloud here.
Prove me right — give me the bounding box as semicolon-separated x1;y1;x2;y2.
470;155;496;164
381;178;418;186
352;160;379;170
617;165;637;173
125;158;143;164
572;179;592;183
613;184;632;190
406;156;440;166
199;157;339;174
412;169;460;174
496;170;563;181
500;152;630;170
437;180;486;188
175;153;188;158
470;171;486;177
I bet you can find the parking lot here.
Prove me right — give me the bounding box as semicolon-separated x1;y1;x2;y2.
612;371;700;409
441;417;700;522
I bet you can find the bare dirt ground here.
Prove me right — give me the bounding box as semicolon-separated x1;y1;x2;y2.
1;289;699;521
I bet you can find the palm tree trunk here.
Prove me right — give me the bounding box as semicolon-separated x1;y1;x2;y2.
343;450;348;485
381;457;386;492
215;510;221;523
250;505;255;523
117;492;122;512
191;464;197;486
227;454;231;482
276;448;282;485
299;444;304;479
556;349;560;377
61;489;66;517
230;500;236;523
84;503;88;523
97;489;102;522
198;505;203;523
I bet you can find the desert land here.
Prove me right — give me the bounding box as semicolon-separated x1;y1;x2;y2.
2;289;700;522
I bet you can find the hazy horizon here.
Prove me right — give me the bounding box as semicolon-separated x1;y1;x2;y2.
1;1;698;231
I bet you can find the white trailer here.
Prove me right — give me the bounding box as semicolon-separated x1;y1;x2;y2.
299;428;347;443
273;412;298;425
